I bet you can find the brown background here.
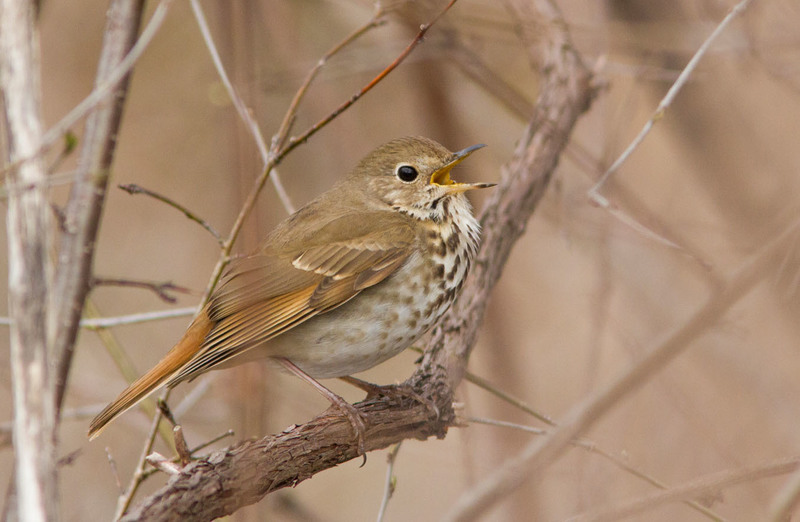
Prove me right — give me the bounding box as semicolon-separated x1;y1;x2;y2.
2;0;800;520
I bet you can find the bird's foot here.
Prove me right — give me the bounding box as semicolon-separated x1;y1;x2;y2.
339;376;440;419
324;392;368;458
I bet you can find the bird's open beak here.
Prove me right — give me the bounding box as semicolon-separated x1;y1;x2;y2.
430;144;495;192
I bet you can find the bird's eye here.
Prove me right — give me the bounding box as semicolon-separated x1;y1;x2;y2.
396;164;419;183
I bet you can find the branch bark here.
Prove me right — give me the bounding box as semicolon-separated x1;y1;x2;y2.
52;0;145;415
119;2;595;519
0;1;57;520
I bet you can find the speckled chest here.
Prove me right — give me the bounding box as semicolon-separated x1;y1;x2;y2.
271;198;481;378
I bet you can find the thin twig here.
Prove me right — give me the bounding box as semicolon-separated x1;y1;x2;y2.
376;442;402;522
105;447;123;494
144;453;182;476
273;2;387;154
769;465;800;521
42;0;169;156
588;0;753;205
81;307;196;329
138;428;236;482
118;183;223;244
170;377;212;420
92;277;194;304
0;306;198;330
464;415;723;521
569;456;800;522
188;0;295;214
465;372;554;425
190;429;235;454
2;0;173;175
172;426;191;466
280;0;460;159
114;390;170;520
156;399;177;428
466;417;546;435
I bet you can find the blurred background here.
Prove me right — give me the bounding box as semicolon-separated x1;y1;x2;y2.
2;0;800;520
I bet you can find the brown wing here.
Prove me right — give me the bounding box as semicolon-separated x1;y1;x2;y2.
167;212;416;386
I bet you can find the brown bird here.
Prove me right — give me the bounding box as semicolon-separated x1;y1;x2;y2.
88;136;492;450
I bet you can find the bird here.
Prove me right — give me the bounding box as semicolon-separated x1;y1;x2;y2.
88;136;493;452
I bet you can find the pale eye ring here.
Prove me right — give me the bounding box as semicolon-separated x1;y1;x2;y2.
395;164;419;183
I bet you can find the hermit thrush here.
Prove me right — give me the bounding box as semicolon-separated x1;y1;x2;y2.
88;136;492;451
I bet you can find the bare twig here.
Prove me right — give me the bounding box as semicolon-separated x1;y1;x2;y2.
570;456;800;522
467;417;546;435
115;390;170;520
172;426;191;467
35;0;170;164
465;372;554;425
156;399;178;428
105;448;124;494
189;429;235;455
92;277;194;304
376;442;402;522
280;0;460;159
78;307;196;329
0;0;169;180
138;429;235;482
588;0;753;205
118;183;223;245
464;414;723;521
273;2;387;153
769;465;800;521
144;453;182;476
188;0;295;214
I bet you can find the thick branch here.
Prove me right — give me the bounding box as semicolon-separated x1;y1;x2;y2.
424;0;594;390
52;0;146;415
0;0;57;520
122;378;454;521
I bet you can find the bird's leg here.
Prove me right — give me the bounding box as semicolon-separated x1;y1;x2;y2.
339;375;440;420
277;358;367;456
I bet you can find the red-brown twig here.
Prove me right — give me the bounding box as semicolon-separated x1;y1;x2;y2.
272;2;388;154
279;0;461;159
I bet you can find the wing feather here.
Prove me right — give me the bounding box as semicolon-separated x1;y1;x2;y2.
171;211;418;383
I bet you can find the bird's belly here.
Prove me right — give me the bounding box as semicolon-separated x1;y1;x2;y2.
266;258;450;379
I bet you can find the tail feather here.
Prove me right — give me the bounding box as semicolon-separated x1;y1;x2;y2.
88;309;214;439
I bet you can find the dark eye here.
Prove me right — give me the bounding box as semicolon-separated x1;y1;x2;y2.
396;164;418;182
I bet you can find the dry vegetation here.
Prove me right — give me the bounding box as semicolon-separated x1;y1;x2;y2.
2;0;800;521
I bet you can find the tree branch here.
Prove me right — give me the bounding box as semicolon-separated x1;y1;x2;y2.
52;0;146;416
0;0;57;520
122;384;453;521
